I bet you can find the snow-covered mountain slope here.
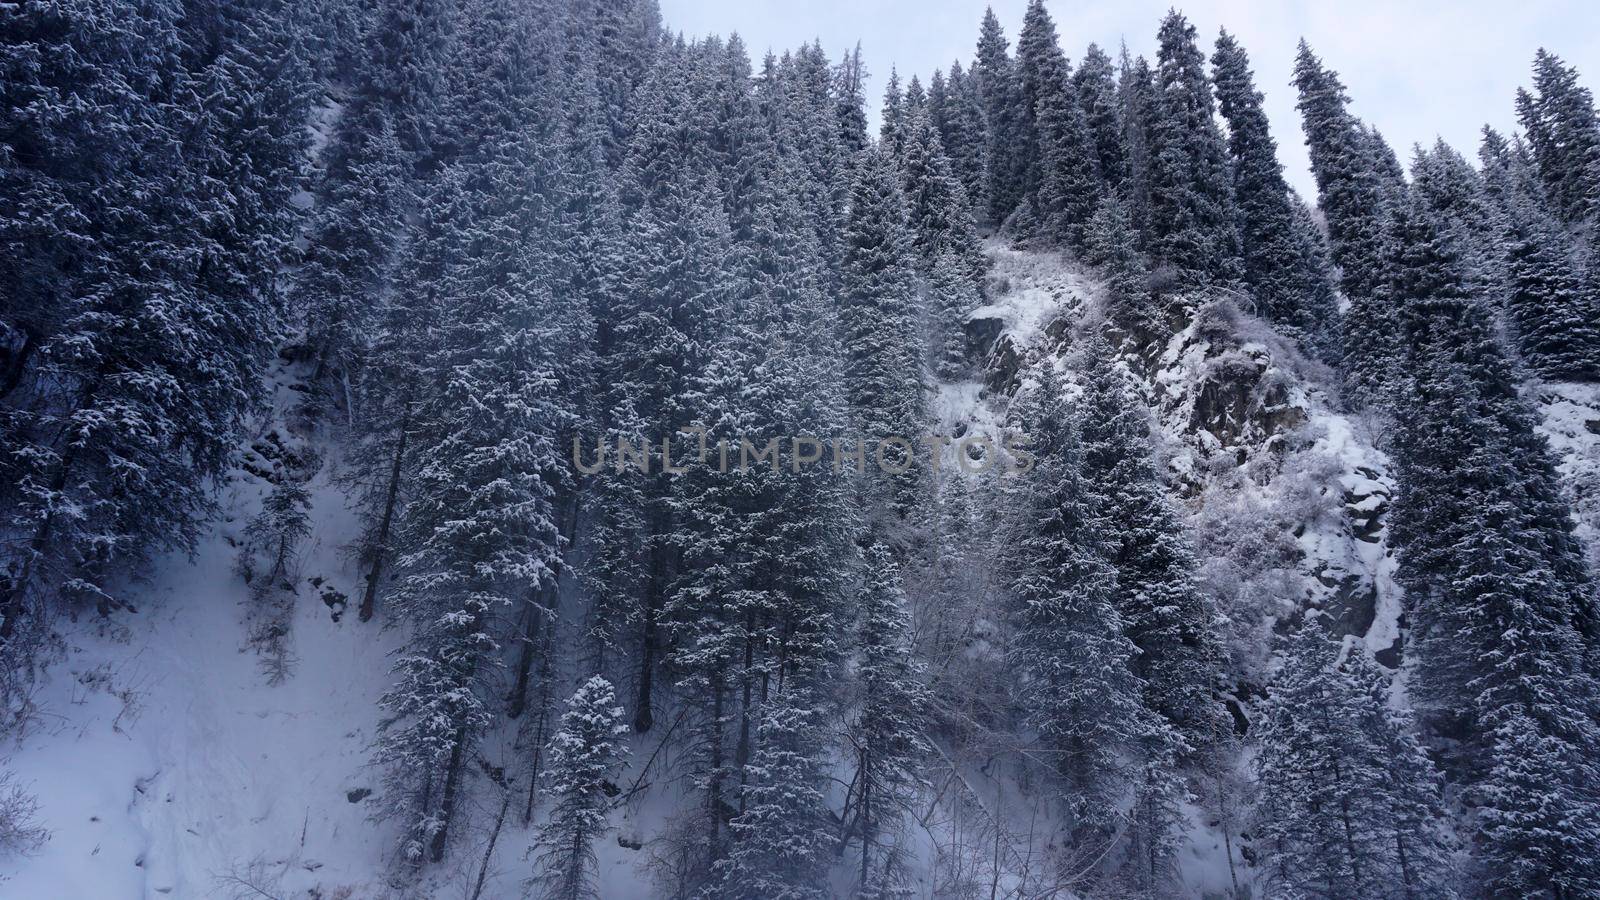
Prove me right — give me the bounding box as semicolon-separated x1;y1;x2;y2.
5;355;402;898
6;240;1598;900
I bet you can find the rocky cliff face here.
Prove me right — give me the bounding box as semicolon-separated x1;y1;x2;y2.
960;243;1405;696
961;242;1600;701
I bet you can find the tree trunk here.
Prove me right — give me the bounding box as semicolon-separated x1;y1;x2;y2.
708;671;727;859
430;721;469;862
633;525;666;734
506;602;543;719
859;747;873;889
523;632;557;826
733;621;756;815
359;413;409;622
468;789;511;900
509;486;578;717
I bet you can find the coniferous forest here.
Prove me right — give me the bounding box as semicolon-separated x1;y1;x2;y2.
4;0;1600;896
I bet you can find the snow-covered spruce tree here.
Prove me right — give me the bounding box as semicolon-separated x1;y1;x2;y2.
897;108;985;379
1118;50;1159;244
529;676;629;900
0;0;305;698
295;112;410;392
1285;194;1347;365
341;165;465;625
1014;0;1063;207
1293;41;1401;405
661;129;858;892
591;37;742;734
974;7;1025;223
1516;49;1600;225
834;43;871;156
840;146;928;528
764;41;851;285
1001;362;1158;866
659;285;756;885
371;29;582;853
715;149;860;894
1074;333;1226;754
1073;43;1127;190
927;245;982;381
1479;128;1600;381
1021;0;1102;252
1385;195;1600;895
899;107;986;289
846;544;932;898
1146;11;1240;289
1083;195;1156;340
1253;616;1456;899
927;68;950;150
937;60;990;218
502;31;617;717
1409;141;1506;308
714;688;835;900
562;0;661;171
293;0;449;390
1364;125;1412;208
1212;30;1339;356
907;75;931;122
879;69;906;158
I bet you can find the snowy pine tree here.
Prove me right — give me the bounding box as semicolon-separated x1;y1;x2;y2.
1294;41;1402;404
846;544;932;897
1074;332;1226;752
715;688;834;900
1002;362;1155;858
1253;616;1457;899
1146;11;1240;288
1213;31;1339;354
530;676;630;900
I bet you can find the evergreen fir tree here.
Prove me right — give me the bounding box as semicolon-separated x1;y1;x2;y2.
879;68;906;158
0;0;299;690
715;688;834;900
1253;617;1457;899
898;108;985;285
1213;30;1338;352
938;60;990;217
1294;41;1402;404
1085;195;1156;338
1075;332;1227;752
1024;2;1102;251
974;7;1025;222
840;147;927;526
847;544;932;897
1002;362;1154;853
1479;127;1600;380
1516;49;1600;224
530;676;630;900
834;43;870;156
927;246;980;380
1146;11;1240;287
1118;49;1158;244
1386;195;1600;895
1074;43;1127;189
1014;0;1061;204
296;115;410;388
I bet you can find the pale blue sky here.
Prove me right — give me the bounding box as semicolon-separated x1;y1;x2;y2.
658;0;1600;198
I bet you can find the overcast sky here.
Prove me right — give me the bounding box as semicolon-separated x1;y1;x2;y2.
657;0;1600;199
